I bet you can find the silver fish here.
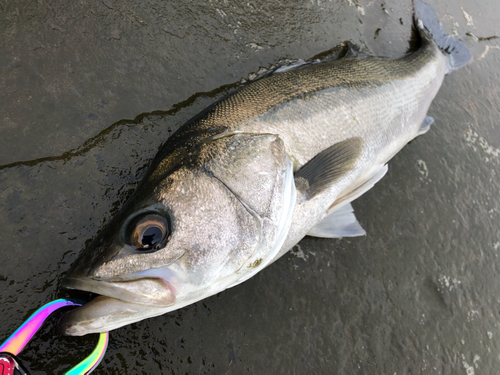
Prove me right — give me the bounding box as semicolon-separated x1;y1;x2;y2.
59;1;471;336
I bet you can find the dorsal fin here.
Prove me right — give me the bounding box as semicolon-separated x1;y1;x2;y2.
295;137;363;200
273;59;320;73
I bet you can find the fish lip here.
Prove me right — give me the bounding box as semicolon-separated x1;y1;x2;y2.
61;275;176;308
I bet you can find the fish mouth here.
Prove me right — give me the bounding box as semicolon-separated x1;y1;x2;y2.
59;276;176;336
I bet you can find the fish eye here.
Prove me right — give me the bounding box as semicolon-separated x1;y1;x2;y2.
128;213;169;251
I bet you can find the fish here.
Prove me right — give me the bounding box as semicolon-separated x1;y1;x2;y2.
59;0;471;336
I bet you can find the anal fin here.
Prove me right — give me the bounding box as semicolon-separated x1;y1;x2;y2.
307;203;365;238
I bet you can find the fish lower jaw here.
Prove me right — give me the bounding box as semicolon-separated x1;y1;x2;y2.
59;275;244;335
59;277;178;336
58;281;223;336
58;295;174;336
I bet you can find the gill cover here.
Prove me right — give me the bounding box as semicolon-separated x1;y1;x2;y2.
63;132;295;312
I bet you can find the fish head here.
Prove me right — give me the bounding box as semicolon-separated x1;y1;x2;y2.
60;133;295;335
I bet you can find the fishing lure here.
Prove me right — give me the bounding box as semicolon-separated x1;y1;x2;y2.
0;299;108;375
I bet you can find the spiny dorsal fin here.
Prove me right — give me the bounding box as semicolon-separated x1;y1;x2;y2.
295;137;363;200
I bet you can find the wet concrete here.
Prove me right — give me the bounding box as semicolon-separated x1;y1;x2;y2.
1;0;499;373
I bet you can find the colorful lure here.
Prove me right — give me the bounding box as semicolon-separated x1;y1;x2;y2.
0;299;80;356
0;299;108;374
63;332;109;375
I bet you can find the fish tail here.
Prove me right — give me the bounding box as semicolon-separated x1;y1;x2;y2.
414;0;472;72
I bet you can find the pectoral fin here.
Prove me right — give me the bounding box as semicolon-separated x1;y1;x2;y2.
295;137;363;200
307;203;365;238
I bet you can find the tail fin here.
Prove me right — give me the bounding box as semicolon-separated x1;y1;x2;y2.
414;0;472;72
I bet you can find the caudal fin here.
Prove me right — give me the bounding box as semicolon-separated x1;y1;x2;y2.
414;0;472;72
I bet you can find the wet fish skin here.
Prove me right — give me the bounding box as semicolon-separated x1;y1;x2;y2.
59;1;471;335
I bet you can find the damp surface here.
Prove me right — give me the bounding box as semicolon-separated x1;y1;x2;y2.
1;0;500;374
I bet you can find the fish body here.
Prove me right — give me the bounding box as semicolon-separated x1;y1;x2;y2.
60;1;471;335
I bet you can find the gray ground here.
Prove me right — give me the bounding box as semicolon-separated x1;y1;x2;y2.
1;0;499;373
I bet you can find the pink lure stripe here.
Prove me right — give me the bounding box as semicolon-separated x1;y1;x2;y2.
0;299;82;355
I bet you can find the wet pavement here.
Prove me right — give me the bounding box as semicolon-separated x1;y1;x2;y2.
1;0;499;373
